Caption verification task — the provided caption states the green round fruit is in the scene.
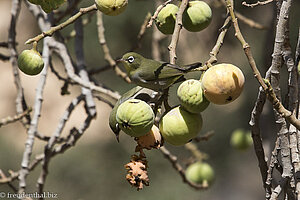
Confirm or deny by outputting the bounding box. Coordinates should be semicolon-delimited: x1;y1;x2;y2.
155;4;179;35
17;49;44;76
201;63;245;105
116;99;154;137
177;79;210;113
182;1;212;32
186;162;214;185
95;0;128;16
159;106;203;146
230;129;253;151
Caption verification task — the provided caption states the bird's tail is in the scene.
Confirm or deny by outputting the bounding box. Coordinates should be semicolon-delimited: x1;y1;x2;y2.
182;62;202;72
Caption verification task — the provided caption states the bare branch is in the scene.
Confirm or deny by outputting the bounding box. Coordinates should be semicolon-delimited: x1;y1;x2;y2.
147;0;173;28
270;178;288;200
205;16;231;68
269;0;293;180
168;0;189;64
36;94;85;196
19;37;51;193
235;12;266;30
219;0;266;29
250;86;269;192
54;0;83;22
192;131;215;142
96;12;130;83
131;12;152;51
25;4;97;44
226;0;300;130
184;143;208;161
0;108;32;128
160;146;208;190
266;138;280;199
242;0;274;8
52;115;94;155
74;6;97;117
9;0;31;127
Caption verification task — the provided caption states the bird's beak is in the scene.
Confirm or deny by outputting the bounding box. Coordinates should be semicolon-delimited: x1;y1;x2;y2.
116;58;124;63
115;132;120;143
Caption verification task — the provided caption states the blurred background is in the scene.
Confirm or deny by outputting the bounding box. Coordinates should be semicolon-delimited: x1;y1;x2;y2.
0;0;300;199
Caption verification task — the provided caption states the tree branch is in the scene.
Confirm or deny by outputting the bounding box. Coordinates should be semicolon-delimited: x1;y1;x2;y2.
160;146;208;189
226;0;300;130
242;0;274;8
168;0;189;64
25;4;97;44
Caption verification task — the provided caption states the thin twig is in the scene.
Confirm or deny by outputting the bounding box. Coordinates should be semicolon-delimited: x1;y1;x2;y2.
193;131;215;142
0;108;32;127
160;146;208;189
96;12;130;83
219;0;266;29
235;12;266;30
168;0;189;64
0;154;44;185
26;2;120;103
49;39;120;101
9;0;31;127
242;0;274;8
64;12;95;43
184;143;208;161
131;12;152;51
147;0;173;28
54;0;83;22
52;115;94;155
205;16;231;68
25;4;97;44
0;170;18;192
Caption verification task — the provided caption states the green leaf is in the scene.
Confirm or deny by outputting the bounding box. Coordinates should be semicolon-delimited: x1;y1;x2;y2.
28;0;66;13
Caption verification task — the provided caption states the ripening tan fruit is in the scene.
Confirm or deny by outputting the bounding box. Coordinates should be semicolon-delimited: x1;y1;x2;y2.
201;63;245;105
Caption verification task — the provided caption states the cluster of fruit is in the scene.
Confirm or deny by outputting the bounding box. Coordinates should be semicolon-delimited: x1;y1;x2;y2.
113;63;244;186
155;1;212;34
114;63;245;146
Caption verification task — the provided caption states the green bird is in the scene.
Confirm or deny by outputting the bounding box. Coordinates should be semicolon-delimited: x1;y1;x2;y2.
118;52;202;91
109;86;160;142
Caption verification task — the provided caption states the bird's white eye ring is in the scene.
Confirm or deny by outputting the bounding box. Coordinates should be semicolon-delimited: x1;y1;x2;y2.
127;56;135;63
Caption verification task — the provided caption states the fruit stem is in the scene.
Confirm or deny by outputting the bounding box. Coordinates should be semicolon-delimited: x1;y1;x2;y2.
32;41;38;52
185;142;208;161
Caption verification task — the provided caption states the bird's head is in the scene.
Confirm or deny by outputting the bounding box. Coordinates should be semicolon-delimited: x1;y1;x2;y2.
118;52;144;73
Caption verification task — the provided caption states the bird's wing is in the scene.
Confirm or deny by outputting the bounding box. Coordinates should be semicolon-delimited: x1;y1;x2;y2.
153;62;202;80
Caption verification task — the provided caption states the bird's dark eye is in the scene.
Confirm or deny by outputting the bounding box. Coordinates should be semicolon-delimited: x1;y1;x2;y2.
127;56;135;63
